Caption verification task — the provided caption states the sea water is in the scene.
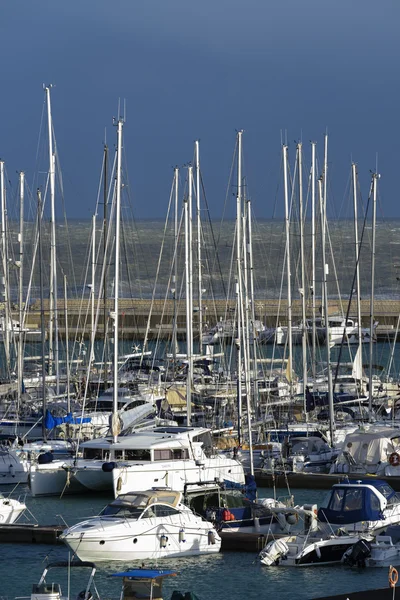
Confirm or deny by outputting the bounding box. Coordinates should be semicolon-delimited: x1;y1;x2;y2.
0;487;391;599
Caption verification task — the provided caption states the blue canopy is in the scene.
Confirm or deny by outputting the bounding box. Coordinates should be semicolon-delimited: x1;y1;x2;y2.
111;569;177;579
317;481;395;525
44;409;91;430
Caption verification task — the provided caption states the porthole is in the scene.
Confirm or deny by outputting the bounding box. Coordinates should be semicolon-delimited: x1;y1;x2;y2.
99;540;105;545
133;538;138;544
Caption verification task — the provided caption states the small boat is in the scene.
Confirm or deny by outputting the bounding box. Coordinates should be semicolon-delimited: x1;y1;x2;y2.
111;567;199;600
259;479;400;567
60;488;221;561
30;560;98;600
0;492;26;523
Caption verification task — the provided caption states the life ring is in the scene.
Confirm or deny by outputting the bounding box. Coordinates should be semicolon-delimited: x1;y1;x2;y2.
389;452;400;467
389;566;398;588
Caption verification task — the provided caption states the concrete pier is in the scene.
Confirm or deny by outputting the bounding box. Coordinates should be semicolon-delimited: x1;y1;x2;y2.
24;298;400;340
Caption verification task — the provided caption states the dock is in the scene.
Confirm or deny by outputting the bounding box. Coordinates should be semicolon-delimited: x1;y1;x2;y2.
22;297;400;340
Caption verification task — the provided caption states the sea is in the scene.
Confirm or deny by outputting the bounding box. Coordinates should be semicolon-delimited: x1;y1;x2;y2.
0;486;393;600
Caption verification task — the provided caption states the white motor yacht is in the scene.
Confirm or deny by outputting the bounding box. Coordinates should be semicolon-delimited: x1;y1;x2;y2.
60;488;221;561
29;426;245;497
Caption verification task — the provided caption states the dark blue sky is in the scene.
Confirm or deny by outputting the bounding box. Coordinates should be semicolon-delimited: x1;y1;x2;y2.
1;1;399;220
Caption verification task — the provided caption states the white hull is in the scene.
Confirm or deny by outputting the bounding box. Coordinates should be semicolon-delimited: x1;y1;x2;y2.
0;497;26;523
113;458;245;497
73;466;113;491
29;462;86;497
62;516;221;561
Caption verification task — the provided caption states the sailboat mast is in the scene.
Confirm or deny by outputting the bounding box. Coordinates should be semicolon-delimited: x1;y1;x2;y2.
236;131;243;445
195;141;203;345
311;142;317;381
351;164;362;380
369;172;378;416
0;162;10;373
283;145;293;385
112;117;124;443
91;213;96;364
103;143;108;371
184;167;193;426
297;143;307;413
17;171;25;414
318;176;335;444
37;189;47;441
172;167;179;365
45;85;59;392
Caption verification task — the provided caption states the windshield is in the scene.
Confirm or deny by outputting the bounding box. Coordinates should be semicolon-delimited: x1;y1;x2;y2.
100;493;149;518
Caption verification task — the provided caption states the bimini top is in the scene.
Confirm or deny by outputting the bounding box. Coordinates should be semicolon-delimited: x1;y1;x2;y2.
318;480;398;525
111;569;177;579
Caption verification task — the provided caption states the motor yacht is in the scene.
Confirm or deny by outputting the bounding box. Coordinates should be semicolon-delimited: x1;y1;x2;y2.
259;480;400;567
60;488;221;561
29;426;245;497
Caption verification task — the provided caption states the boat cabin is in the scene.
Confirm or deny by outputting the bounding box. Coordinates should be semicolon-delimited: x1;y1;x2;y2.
111;568;177;600
101;489;182;519
318;480;400;526
81;427;214;463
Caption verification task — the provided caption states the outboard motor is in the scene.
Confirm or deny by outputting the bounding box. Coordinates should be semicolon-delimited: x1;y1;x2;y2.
342;538;372;567
259;539;289;566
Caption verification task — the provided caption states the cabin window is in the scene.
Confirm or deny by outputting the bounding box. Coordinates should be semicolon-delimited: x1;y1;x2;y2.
172;449;188;460
343;489;363;511
193;431;214;457
330;489;345;511
124;449;150;461
370;493;381;511
83;448;103;460
114;450;124;460
154;449;172;461
153;505;180;517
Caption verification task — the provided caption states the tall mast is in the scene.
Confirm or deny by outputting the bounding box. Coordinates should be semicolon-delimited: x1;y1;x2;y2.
0;161;10;372
283;145;293;385
246;197;256;475
112;117;124;443
195;141;203;346
17;172;25;415
184;167;193;426
297;143;307;415
311;142;317;381
318;176;335;444
321;134;328;321
37;190;47;441
351;163;362;381
45;85;59;392
91;213;96;364
103;143;108;374
172;167;179;364
236;131;243;445
369;172;379;416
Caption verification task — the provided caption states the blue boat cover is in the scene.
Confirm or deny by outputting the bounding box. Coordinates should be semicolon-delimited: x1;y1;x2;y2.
44;409;91;430
111;569;177;579
318;480;396;525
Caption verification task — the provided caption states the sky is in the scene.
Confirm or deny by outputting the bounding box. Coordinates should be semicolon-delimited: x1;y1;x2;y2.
0;1;399;221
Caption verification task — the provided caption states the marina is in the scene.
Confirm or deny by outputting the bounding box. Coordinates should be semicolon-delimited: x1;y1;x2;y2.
1;1;400;597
